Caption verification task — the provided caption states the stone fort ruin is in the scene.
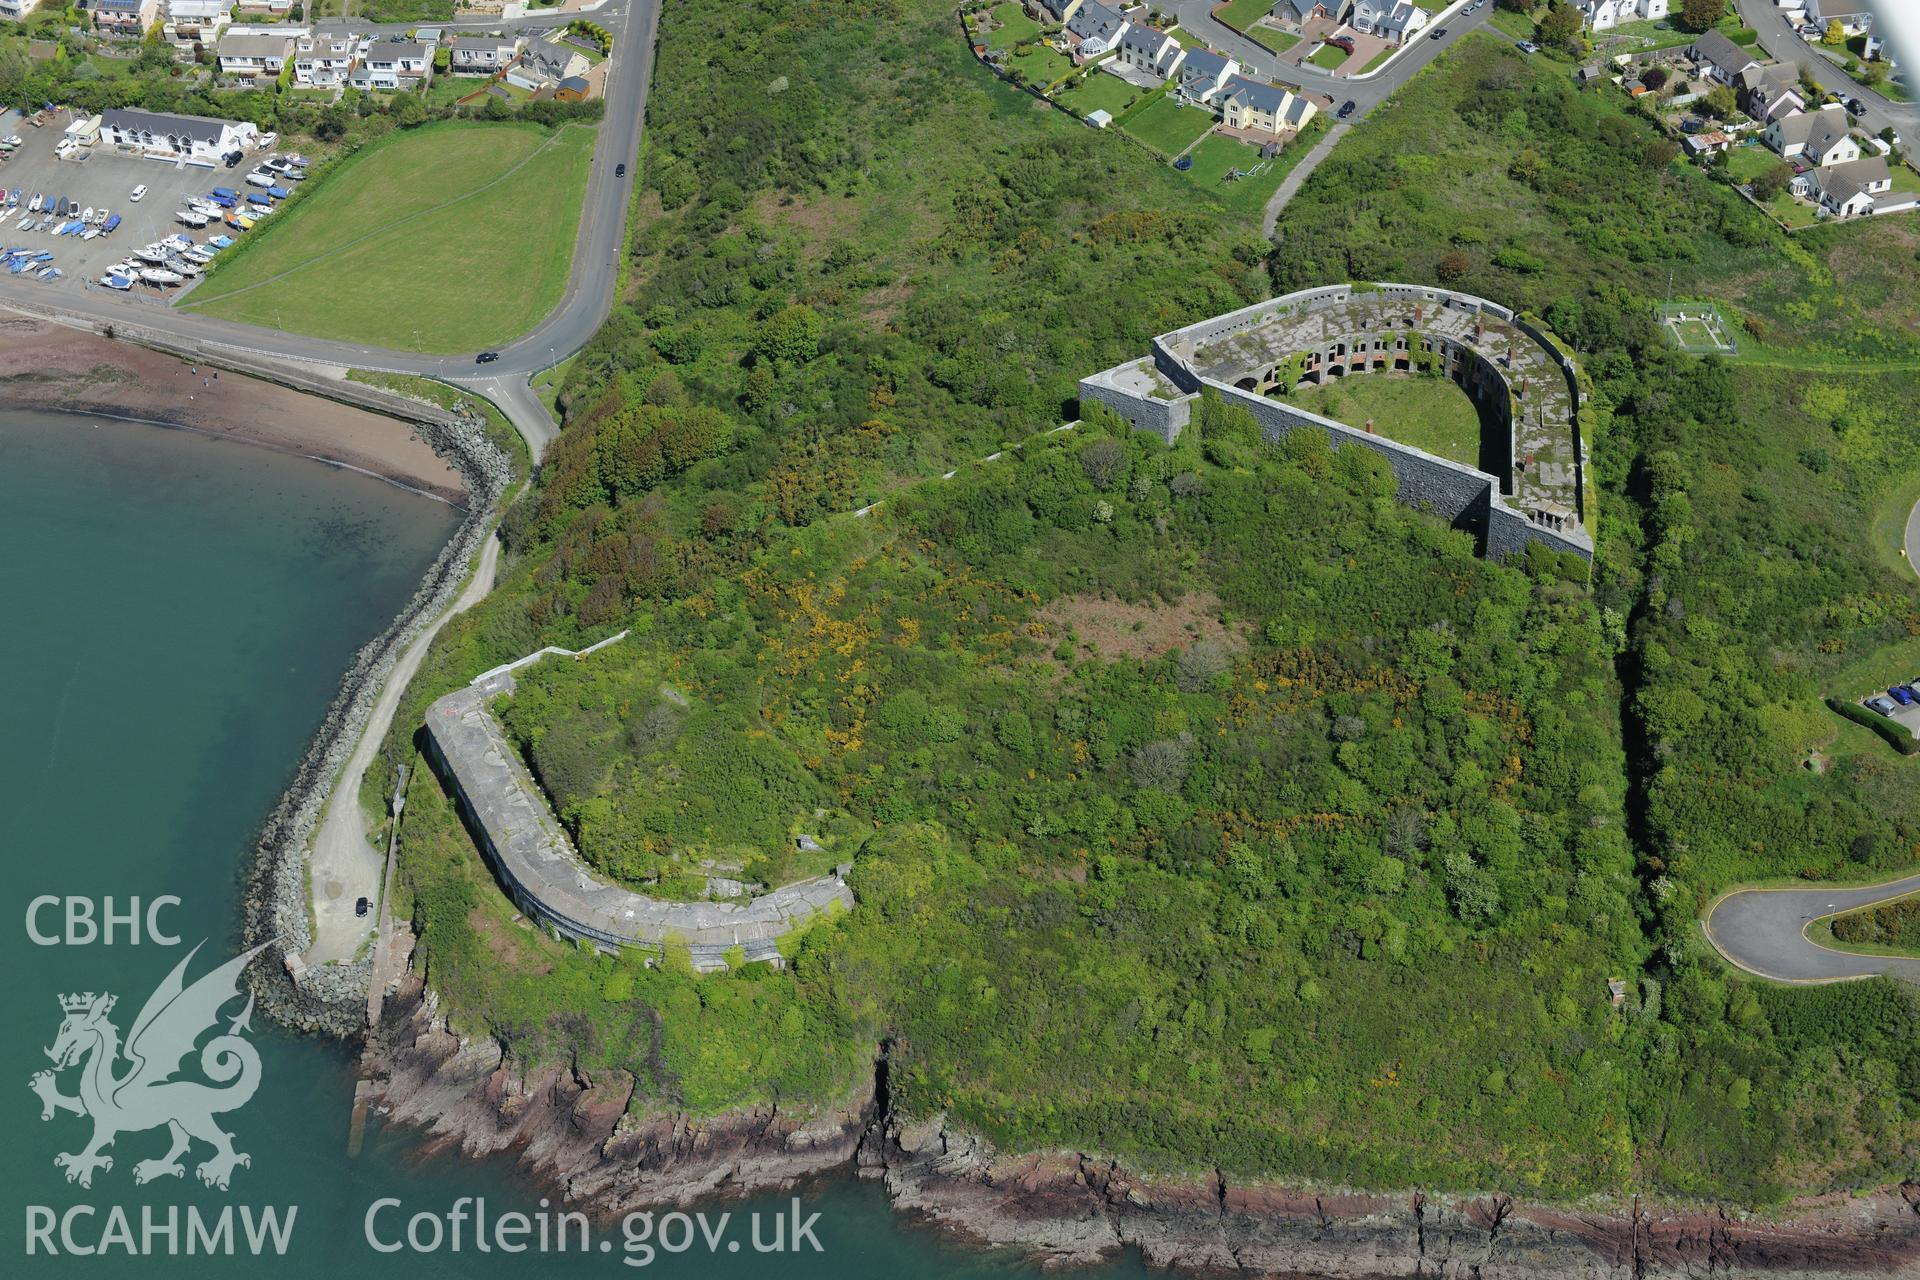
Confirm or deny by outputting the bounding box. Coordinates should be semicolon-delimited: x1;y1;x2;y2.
1080;283;1593;565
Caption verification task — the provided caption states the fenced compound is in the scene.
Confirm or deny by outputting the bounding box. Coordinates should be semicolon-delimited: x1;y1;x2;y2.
1658;300;1740;356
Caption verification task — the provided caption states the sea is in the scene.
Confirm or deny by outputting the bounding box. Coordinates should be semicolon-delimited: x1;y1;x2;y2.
0;408;1141;1278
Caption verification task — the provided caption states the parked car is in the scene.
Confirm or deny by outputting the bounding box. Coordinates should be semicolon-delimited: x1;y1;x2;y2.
1890;686;1914;706
615;162;626;177
1430;27;1447;39
1897;685;1920;702
128;184;147;202
355;897;370;918
1328;34;1355;53
1516;40;1539;54
1337;99;1357;118
223;150;243;168
1869;695;1899;716
475;351;499;364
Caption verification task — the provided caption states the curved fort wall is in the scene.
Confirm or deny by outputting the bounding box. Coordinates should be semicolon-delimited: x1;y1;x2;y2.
1083;283;1593;565
423;643;854;972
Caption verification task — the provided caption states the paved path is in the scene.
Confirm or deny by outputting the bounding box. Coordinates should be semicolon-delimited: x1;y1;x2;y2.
306;532;503;964
1904;496;1920;580
1263;120;1347;235
1732;0;1916;145
1703;874;1920;984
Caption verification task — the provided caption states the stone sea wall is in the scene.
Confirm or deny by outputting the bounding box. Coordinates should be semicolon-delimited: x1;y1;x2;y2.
242;402;512;1037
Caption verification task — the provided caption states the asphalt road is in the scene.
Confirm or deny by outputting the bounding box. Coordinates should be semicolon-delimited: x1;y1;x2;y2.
1704;874;1920;983
0;0;661;460
1732;0;1916;142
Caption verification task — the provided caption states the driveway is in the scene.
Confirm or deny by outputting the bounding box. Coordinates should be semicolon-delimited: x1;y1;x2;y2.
1163;0;1488;104
1703;874;1920;984
1731;0;1916;142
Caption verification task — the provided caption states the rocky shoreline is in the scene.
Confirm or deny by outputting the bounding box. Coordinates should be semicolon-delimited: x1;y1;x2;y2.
361;970;1920;1278
239;396;513;1036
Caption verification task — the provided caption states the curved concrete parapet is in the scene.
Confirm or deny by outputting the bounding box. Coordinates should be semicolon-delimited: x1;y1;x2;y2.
422;645;854;972
1703;874;1920;985
1081;282;1592;565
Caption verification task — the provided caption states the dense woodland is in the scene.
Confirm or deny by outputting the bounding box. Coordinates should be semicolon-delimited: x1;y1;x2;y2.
382;0;1920;1207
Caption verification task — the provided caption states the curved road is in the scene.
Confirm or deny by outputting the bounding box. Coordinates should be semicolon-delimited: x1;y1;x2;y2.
1704;874;1920;983
1904;495;1920;578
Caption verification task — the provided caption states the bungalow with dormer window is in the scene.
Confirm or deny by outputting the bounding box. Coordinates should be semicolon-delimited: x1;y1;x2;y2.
1791;155;1891;218
1352;0;1427;43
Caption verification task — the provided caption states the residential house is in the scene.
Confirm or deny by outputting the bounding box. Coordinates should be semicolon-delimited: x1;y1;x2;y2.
232;0;294;16
1791;154;1891;217
292;32;365;88
99;106;255;159
1022;0;1080;24
1274;0;1350;23
1218;75;1314;136
450;34;522;75
1576;0;1668;30
349;39;433;90
1681;129;1732;156
164;0;231;45
1116;24;1183;80
90;0;159;36
1174;46;1237;103
1351;0;1427;43
508;30;591;93
1065;0;1128;62
0;0;43;19
1689;29;1759;86
1805;0;1873;37
217;28;298;79
1764;103;1857;163
1737;60;1804;123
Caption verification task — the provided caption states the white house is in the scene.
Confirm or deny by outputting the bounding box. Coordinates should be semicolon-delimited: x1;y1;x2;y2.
1576;0;1668;30
1174;46;1238;103
1791;154;1891;217
1352;0;1428;42
216;28;299;79
292;32;366;88
349;39;433;90
1115;25;1183;80
1273;0;1350;23
450;34;522;75
507;31;590;92
99;106;255;159
1737;60;1804;123
1065;0;1128;62
1764;104;1857;164
0;0;44;20
1690;29;1759;86
164;0;232;46
1805;0;1873;37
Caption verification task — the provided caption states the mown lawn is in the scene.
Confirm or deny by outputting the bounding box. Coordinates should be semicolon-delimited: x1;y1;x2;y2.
1308;42;1349;70
1181;117;1325;216
1121;95;1215;157
1057;69;1148;119
985;0;1042;48
183;122;593;352
1287;371;1487;468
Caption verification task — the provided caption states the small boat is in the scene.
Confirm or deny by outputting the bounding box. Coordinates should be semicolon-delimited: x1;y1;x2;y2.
102;273;132;291
38;266;60;279
162;234;191;250
208;235;231;248
139;268;182;285
165;258;202;277
32;250;53;261
135;247;168;264
177;211;207;228
81;227;98;240
103;214;120;234
81;207;93;223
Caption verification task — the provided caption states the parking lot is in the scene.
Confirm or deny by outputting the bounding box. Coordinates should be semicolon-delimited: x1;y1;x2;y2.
1859;685;1920;740
0;107;258;296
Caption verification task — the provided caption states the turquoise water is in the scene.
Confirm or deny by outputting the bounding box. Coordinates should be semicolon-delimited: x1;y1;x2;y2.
0;409;1135;1278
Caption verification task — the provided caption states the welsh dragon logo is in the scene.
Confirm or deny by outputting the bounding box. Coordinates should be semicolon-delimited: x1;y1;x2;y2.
30;942;267;1191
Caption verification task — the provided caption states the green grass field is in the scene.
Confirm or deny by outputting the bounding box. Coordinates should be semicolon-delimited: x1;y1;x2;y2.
1214;0;1299;52
183;122;594;353
985;1;1041;48
1057;70;1146;119
1179;117;1324;216
1308;42;1350;70
1121;95;1215;157
1288;372;1486;468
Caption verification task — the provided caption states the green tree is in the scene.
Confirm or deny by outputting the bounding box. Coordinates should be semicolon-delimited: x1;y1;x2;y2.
754;304;824;370
1702;84;1737;120
1822;18;1844;47
1679;0;1724;33
1538;2;1583;53
1748;162;1791;201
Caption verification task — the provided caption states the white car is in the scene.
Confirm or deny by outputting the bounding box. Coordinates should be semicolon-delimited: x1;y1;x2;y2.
129;184;148;202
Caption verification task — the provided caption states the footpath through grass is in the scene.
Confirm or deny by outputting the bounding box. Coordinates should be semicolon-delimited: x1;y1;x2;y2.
183;121;594;353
